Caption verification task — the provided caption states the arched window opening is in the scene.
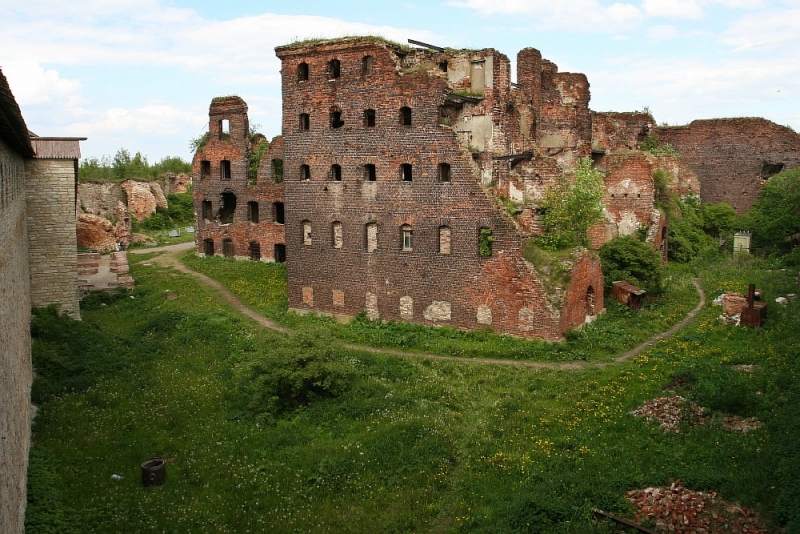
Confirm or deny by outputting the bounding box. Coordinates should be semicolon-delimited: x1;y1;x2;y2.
297;62;309;81
362;55;374;76
328;59;341;79
401;224;413;251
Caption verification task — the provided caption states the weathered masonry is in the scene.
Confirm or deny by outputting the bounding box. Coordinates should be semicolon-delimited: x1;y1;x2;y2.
654;118;800;214
275;37;604;340
0;68;83;534
193;96;286;263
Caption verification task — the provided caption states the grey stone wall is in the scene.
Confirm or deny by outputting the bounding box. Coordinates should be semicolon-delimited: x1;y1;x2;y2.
0;138;33;534
25;158;81;318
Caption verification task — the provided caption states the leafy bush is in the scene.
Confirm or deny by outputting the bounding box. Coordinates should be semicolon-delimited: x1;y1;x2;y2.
538;157;604;250
668;197;717;262
167;190;194;223
599;235;663;294
140;208;172;231
745;168;800;253
235;328;360;422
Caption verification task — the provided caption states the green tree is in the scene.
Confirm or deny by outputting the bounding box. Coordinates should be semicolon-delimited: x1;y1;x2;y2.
701;202;736;238
539;157;605;250
746;168;800;252
599;235;663;294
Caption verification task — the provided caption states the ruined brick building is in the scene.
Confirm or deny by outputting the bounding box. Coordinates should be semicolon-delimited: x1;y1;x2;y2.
194;36;799;340
0;68;83;534
193;96;286;262
272;38;605;339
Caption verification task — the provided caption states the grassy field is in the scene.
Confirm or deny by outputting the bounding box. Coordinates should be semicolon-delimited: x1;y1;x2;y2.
26;252;800;532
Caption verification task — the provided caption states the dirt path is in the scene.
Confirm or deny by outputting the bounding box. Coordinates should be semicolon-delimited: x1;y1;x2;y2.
132;245;706;370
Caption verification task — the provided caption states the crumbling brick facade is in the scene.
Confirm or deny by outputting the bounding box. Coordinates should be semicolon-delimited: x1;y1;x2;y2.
655;118;800;214
193;96;286;262
275;38;604;340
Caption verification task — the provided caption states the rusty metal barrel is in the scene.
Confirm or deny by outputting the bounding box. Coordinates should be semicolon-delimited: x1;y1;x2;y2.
141;458;166;487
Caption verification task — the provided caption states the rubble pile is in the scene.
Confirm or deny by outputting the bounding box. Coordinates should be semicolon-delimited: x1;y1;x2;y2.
625;481;768;533
722;416;764;434
631;396;707;433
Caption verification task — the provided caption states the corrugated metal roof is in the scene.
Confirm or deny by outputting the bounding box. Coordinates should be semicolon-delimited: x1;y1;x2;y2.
30;137;87;159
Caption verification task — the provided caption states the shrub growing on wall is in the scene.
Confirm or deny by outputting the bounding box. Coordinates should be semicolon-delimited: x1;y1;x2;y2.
538;157;604;250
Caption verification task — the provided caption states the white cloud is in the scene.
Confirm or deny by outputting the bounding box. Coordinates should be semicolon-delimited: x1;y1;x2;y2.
446;0;644;31
647;24;680;40
0;61;82;106
69;105;207;136
642;0;704;18
718;8;800;51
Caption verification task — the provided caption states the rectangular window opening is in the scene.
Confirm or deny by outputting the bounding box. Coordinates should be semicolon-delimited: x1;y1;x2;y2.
401;163;413;182
247;201;259;223
220;160;231;180
364;164;376;182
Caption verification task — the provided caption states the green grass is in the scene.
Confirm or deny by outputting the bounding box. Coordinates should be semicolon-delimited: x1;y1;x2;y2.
181;251;700;363
26;252;800;532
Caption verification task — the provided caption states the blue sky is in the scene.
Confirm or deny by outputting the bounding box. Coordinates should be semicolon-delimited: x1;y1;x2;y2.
2;0;799;163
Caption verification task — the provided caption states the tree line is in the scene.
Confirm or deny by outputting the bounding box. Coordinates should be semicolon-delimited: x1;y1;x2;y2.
79;148;191;182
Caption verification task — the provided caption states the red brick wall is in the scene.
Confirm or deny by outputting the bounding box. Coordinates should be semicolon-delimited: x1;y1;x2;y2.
193;96;285;261
275;37;602;340
655;118;800;213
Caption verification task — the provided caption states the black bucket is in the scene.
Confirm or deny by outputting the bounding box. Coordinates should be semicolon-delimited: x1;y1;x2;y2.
141;458;166;487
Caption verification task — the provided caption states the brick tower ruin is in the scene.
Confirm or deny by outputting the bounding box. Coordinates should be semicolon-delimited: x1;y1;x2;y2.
193;96;286;262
